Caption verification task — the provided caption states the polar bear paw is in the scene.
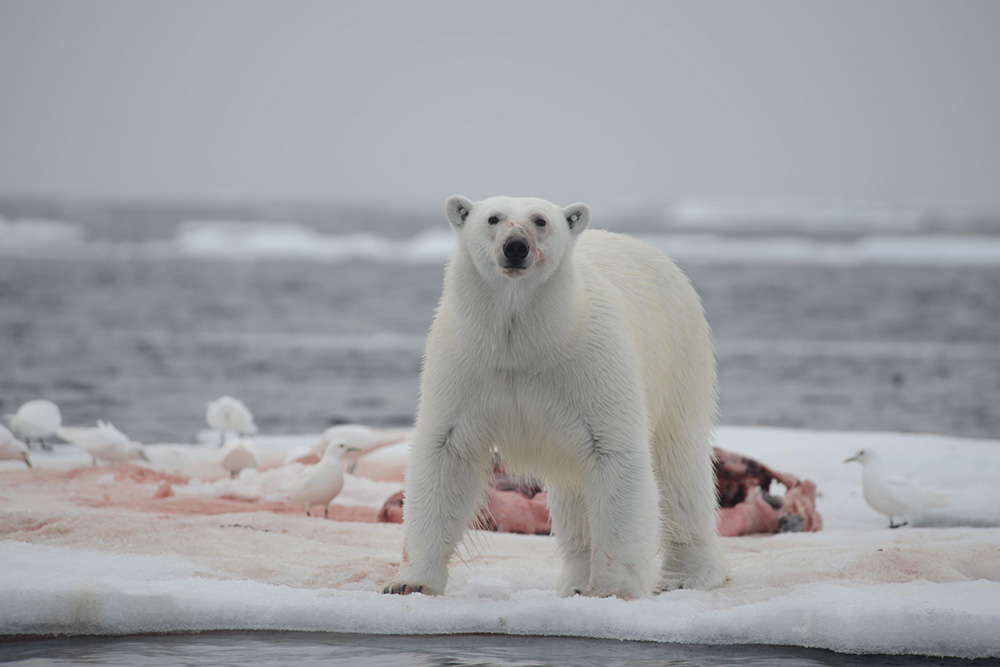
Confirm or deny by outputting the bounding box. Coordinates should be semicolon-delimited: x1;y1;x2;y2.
381;581;439;596
658;564;728;592
555;553;592;598
658;542;729;592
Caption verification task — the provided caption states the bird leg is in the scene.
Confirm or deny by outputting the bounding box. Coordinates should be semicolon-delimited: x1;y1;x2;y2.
324;505;329;519
889;519;908;529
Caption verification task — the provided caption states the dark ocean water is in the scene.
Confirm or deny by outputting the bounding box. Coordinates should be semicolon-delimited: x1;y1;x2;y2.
2;199;999;665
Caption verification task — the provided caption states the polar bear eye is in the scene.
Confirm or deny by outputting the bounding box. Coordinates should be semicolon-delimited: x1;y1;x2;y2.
488;215;500;225
533;217;547;228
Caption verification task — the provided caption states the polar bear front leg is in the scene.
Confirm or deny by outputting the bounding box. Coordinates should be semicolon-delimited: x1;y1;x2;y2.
546;482;592;597
582;448;661;599
381;427;489;596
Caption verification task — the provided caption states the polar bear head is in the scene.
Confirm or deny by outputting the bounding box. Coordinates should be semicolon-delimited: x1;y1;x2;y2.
445;195;591;284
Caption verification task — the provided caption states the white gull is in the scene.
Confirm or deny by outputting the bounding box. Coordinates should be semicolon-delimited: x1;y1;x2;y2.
289;440;359;517
220;438;260;479
58;420;149;465
845;448;950;528
5;399;62;449
205;395;257;445
0;424;32;468
289;423;410;470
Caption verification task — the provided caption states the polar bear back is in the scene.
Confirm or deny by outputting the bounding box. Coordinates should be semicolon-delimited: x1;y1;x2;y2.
575;229;717;435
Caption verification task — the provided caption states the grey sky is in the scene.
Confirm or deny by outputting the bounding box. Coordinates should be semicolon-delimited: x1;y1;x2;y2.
1;1;998;206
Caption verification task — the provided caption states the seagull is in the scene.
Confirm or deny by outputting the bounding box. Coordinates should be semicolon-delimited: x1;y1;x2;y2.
845;449;949;528
309;424;411;473
280;424;405;469
205;395;257;445
58;420;149;466
220;437;259;479
0;424;32;468
289;439;359;517
6;399;62;450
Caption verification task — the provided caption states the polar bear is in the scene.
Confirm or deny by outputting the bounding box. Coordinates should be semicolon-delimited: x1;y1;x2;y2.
382;195;727;599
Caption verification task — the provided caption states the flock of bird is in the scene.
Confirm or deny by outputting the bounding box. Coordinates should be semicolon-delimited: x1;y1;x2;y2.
1;396;378;518
1;396;256;467
2;397;953;527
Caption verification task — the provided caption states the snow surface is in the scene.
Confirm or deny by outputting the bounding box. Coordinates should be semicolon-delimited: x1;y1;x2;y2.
3;216;1000;266
2;426;999;658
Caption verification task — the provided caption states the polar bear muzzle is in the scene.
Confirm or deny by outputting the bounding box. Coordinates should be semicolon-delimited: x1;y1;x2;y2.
501;235;531;268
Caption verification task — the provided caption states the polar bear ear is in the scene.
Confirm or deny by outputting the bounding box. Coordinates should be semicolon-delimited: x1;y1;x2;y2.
445;195;475;229
563;203;591;235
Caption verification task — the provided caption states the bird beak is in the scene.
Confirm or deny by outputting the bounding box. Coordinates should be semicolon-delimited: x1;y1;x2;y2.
347;446;361;453
24;457;32;469
844;455;857;463
140;450;151;462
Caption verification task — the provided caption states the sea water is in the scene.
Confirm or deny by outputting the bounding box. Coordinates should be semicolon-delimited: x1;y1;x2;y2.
0;632;989;666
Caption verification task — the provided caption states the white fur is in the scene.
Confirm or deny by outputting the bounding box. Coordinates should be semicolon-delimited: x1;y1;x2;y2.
383;195;727;599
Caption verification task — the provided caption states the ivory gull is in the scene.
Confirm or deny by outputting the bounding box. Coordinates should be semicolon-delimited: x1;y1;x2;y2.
220;437;259;479
205;395;257;445
0;424;32;468
308;424;411;472
5;399;62;449
314;424;411;454
845;449;949;528
289;439;359;517
58;420;149;465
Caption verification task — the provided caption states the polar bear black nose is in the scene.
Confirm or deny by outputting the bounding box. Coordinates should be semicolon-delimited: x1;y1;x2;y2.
503;236;530;263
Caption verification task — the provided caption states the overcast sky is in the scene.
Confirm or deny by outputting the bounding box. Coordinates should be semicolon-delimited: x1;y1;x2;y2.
1;1;998;206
